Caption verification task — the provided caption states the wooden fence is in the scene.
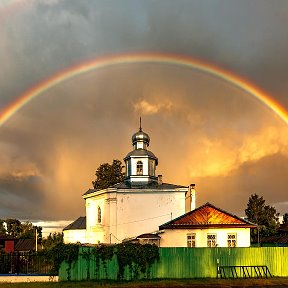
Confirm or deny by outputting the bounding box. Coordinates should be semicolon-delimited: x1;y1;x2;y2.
59;247;288;281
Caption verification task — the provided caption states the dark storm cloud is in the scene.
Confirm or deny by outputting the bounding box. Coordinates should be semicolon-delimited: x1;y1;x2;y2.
0;173;45;219
1;0;288;107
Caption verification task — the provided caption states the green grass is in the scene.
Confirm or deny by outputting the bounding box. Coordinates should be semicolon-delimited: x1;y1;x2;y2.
0;278;288;288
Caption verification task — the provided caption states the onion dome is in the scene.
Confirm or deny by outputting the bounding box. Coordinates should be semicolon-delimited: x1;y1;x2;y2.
132;128;150;147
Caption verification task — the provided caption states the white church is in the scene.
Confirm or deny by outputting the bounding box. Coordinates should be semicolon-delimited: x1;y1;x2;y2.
63;125;255;247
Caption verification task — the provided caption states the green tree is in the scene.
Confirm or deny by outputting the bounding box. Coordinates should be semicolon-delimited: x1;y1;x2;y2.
3;219;42;242
283;213;288;224
19;221;34;238
245;194;280;242
92;159;125;190
42;232;63;251
5;218;22;238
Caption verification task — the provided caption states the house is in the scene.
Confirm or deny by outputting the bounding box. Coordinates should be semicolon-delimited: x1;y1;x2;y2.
14;238;42;252
0;235;42;253
0;234;15;253
64;125;195;244
158;202;256;247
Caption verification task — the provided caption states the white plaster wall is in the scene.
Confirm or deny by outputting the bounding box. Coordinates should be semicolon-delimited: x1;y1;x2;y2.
114;189;187;242
63;229;86;244
83;187;188;244
160;228;251;247
85;195;106;244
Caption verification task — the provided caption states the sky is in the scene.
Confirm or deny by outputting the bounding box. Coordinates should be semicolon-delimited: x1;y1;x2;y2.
0;0;288;230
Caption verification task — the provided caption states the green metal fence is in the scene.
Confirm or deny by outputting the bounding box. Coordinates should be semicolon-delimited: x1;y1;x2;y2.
59;247;288;281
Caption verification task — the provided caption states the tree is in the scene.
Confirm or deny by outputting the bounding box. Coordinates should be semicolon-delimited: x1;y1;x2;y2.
245;194;280;243
42;232;63;251
5;218;22;238
283;213;288;224
1;219;42;242
92;159;125;190
19;221;34;238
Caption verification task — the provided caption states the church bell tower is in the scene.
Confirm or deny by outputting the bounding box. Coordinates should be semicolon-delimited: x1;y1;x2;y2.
124;119;158;184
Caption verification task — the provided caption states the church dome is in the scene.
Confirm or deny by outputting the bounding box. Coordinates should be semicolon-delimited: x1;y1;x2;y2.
132;129;150;147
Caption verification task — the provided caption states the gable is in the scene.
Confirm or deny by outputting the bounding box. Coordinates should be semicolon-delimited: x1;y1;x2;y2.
160;202;256;229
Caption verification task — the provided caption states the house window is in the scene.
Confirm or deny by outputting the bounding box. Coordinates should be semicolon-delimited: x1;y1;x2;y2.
187;233;196;247
207;234;217;247
227;233;237;247
98;206;102;223
136;161;143;175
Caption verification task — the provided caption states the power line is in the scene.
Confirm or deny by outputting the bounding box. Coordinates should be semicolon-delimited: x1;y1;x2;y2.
104;213;171;227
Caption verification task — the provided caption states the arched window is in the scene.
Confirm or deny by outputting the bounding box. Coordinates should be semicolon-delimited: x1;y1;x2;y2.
98;206;102;223
136;161;143;175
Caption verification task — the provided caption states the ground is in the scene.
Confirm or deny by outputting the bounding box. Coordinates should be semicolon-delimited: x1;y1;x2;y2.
1;278;288;288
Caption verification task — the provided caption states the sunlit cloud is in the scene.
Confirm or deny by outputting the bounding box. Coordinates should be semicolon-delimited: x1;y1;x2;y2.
186;125;288;178
134;99;173;115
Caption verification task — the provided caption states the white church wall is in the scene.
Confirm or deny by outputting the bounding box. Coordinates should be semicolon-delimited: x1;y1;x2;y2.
160;228;251;247
114;189;187;241
63;229;87;244
84;188;188;244
85;194;106;244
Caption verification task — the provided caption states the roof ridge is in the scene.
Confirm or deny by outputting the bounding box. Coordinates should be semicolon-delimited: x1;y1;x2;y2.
159;202;257;229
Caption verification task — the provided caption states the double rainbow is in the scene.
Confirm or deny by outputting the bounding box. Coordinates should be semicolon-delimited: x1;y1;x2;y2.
0;53;287;127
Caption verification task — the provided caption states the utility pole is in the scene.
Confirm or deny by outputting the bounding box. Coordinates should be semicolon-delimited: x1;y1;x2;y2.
35;227;38;252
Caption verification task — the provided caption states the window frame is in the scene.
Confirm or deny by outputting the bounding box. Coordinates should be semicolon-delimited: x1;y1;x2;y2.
97;206;102;223
187;233;196;247
136;161;143;175
207;233;217;247
227;233;237;248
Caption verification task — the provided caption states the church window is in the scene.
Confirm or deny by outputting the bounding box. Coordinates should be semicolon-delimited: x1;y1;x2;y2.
187;233;196;247
98;206;102;223
136;161;143;175
207;234;217;247
227;233;237;247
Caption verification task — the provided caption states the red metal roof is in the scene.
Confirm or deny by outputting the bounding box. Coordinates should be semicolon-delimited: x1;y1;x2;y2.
160;202;256;229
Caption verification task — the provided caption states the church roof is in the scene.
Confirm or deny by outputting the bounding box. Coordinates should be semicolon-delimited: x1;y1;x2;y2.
124;149;158;161
159;202;256;230
83;181;188;196
112;181;187;189
63;216;86;231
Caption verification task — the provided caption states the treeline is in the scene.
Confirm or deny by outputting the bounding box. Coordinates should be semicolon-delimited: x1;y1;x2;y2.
0;218;42;243
245;194;288;243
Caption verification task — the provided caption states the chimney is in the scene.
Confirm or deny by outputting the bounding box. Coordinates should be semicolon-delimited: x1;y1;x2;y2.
190;184;196;211
158;175;163;185
185;184;196;212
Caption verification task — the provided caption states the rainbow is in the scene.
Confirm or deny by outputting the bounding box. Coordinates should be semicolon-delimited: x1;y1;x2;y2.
0;53;287;127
